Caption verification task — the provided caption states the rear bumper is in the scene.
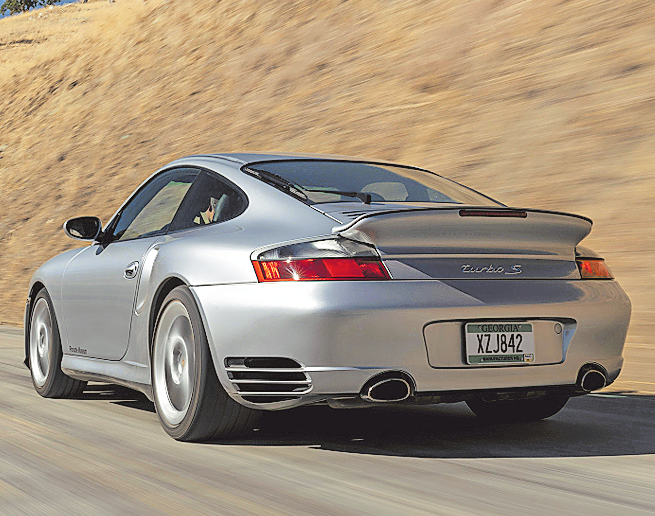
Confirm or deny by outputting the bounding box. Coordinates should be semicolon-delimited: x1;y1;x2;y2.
191;279;631;410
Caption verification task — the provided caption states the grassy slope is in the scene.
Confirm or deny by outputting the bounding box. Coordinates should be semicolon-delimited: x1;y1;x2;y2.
1;0;653;388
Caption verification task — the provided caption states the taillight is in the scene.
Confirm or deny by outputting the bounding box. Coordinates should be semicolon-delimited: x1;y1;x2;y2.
253;257;389;281
576;258;613;279
252;238;390;282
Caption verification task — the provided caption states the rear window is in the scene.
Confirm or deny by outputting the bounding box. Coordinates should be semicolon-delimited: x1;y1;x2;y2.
244;160;500;206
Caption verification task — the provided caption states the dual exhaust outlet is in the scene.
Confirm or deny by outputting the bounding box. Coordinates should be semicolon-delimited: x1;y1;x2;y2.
358;364;607;404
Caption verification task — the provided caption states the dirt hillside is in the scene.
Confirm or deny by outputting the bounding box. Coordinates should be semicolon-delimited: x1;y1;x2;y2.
1;0;653;389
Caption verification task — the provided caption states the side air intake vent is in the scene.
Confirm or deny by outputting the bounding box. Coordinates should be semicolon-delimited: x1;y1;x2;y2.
225;357;312;403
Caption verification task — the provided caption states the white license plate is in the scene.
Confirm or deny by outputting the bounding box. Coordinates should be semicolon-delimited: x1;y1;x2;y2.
465;322;535;364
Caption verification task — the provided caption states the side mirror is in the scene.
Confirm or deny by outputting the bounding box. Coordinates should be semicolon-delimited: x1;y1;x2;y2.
63;216;103;241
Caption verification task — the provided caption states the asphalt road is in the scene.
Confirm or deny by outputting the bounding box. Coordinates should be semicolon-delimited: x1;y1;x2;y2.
1;326;654;516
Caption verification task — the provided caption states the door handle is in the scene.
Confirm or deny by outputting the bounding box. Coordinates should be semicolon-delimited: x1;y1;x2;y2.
124;261;140;279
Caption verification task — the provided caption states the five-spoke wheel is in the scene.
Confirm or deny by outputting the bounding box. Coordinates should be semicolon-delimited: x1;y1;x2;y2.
153;300;196;426
151;286;260;441
29;289;87;398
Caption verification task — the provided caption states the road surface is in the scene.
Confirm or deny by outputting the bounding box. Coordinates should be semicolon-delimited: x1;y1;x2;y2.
1;326;653;515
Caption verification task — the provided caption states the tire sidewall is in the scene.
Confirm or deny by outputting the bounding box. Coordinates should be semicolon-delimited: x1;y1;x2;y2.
29;289;64;396
151;286;213;440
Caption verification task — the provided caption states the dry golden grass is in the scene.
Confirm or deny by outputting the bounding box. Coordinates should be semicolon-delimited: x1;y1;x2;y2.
1;0;653;389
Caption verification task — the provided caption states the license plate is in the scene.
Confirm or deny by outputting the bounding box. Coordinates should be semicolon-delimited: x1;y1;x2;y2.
465;322;535;364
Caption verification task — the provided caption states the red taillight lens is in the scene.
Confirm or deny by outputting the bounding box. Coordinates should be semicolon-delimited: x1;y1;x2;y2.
576;259;613;279
253;257;390;282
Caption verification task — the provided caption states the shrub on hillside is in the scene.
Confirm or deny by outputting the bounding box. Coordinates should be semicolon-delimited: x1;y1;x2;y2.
1;0;56;15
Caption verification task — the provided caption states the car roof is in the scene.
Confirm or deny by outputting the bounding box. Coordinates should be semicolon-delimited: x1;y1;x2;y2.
192;152;429;170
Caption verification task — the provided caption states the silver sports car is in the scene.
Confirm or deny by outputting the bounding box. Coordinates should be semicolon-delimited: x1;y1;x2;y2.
25;153;631;441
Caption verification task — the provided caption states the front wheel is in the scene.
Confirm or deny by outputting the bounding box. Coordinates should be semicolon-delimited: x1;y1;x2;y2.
466;395;569;423
29;289;87;398
151;286;260;441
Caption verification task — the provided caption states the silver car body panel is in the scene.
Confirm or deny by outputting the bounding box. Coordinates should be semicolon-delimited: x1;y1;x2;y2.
191;278;629;409
25;153;632;408
60;235;164;360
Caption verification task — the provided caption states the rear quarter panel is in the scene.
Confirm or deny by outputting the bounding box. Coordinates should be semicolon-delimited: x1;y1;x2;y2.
123;158;337;371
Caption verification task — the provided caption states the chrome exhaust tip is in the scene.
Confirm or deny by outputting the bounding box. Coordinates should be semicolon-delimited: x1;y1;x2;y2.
361;376;412;403
580;369;607;392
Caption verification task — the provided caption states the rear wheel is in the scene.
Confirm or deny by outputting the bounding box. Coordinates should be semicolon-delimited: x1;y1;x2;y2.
466;395;569;423
151;286;260;441
29;289;87;398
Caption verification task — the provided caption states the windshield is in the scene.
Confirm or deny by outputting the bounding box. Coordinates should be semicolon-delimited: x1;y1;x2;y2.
244;160;501;206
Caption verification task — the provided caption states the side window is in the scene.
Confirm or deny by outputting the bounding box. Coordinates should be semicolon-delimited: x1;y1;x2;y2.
109;168;199;242
169;171;248;232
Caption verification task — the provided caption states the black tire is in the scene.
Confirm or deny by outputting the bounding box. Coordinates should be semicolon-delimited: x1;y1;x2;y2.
466;395;569;423
151;285;260;442
28;289;87;398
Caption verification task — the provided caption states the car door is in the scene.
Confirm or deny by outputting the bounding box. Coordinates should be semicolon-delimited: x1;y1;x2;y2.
61;168;199;360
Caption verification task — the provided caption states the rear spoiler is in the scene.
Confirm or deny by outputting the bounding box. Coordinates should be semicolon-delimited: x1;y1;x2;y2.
332;206;592;234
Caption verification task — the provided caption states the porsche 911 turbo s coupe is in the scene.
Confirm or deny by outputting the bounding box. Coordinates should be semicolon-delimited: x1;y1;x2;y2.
24;153;631;441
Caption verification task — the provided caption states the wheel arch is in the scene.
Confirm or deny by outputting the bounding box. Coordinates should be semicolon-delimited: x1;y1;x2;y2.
24;281;46;368
148;276;188;357
147;276;230;399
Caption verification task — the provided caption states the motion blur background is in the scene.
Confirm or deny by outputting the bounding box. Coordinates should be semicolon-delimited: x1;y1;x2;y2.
0;0;653;391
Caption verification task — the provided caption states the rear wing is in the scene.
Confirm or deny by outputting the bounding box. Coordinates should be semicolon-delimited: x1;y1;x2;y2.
333;206;593;259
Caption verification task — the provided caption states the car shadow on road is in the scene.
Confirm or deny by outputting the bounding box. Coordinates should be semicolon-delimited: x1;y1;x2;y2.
219;392;655;459
83;383;655;459
79;384;156;413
